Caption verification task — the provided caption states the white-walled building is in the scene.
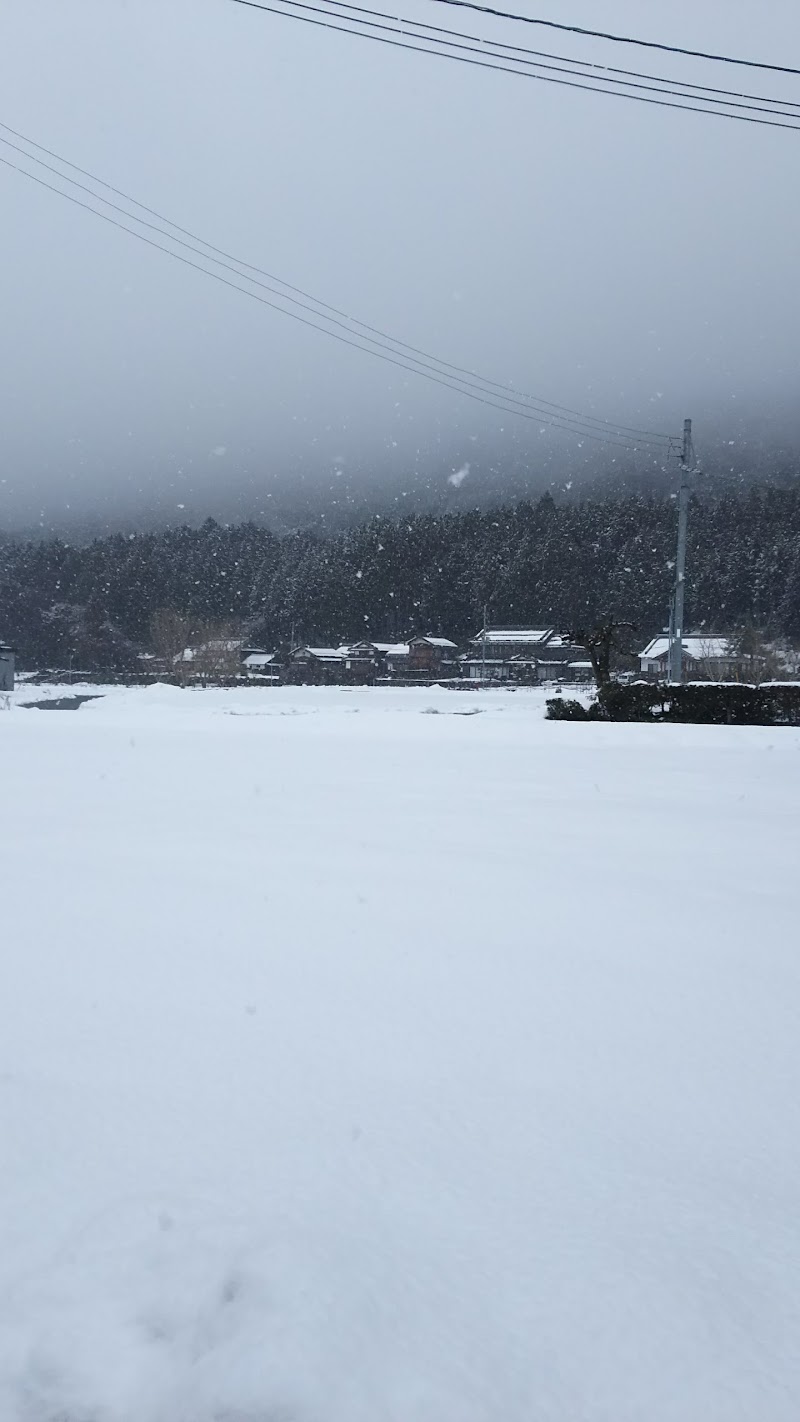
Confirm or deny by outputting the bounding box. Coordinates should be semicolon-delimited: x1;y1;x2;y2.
639;635;737;679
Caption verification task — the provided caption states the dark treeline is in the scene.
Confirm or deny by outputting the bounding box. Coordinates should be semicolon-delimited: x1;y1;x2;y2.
2;486;799;669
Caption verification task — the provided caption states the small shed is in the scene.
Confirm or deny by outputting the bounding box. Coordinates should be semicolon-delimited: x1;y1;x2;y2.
567;659;595;683
464;658;510;682
243;651;277;671
0;643;14;693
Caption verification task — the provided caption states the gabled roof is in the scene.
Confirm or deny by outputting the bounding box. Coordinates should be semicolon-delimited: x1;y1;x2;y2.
471;628;554;646
641;635;734;661
293;646;346;660
243;652;276;667
347;640;407;655
411;635;458;649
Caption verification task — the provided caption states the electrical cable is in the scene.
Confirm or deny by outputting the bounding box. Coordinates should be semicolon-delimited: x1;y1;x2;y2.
228;0;800;130
0;125;673;445
309;0;800;113
0;152;672;450
414;0;800;78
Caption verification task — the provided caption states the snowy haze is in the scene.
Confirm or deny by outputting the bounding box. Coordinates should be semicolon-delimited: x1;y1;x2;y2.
2;684;799;1419
1;0;799;530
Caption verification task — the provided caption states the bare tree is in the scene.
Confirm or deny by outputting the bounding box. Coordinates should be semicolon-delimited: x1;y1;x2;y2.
150;609;192;682
568;617;636;691
190;622;244;683
731;626;783;686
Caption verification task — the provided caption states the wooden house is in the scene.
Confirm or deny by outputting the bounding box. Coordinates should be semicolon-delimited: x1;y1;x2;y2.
407;636;459;674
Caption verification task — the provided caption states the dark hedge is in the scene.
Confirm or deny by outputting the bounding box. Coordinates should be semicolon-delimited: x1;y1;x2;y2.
547;683;800;725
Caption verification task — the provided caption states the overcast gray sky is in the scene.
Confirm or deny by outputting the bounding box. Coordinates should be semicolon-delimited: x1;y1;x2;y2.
1;0;799;529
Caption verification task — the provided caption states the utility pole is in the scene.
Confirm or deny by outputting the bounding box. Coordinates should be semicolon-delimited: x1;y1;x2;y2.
482;602;487;680
667;418;695;684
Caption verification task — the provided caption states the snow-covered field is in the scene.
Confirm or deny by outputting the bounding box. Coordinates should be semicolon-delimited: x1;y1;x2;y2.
1;683;799;1421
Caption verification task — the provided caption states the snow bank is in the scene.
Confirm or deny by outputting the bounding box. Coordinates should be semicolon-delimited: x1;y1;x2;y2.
1;691;798;1419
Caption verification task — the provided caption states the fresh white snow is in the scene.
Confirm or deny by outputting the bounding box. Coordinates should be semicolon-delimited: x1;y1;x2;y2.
1;683;799;1421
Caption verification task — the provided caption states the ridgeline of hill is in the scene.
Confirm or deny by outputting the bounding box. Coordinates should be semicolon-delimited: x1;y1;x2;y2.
2;487;799;670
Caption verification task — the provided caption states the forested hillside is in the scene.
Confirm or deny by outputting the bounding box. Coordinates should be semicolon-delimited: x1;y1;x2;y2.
2;487;799;669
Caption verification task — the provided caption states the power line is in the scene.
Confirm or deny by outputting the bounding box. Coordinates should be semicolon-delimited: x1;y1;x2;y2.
0;151;671;450
276;0;800;117
314;0;800;113
228;0;800;131
0;121;668;439
415;0;800;78
0;137;664;446
0;125;673;447
280;0;800;120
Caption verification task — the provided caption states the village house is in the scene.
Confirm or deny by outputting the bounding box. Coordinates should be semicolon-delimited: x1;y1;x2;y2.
469;627;554;661
466;628;589;683
242;650;280;680
288;646;344;682
346;641;410;676
287;645;375;684
513;634;591;683
407;636;459;675
639;635;738;680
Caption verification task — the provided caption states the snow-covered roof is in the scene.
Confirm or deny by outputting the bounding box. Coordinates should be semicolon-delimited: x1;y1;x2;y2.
413;636;458;649
243;652;275;667
471;628;553;646
641;636;733;661
204;639;244;652
295;647;346;660
175;638;243;663
341;641;408;657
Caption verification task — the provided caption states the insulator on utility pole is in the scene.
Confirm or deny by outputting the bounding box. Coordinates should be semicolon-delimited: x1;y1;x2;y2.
668;418;694;684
